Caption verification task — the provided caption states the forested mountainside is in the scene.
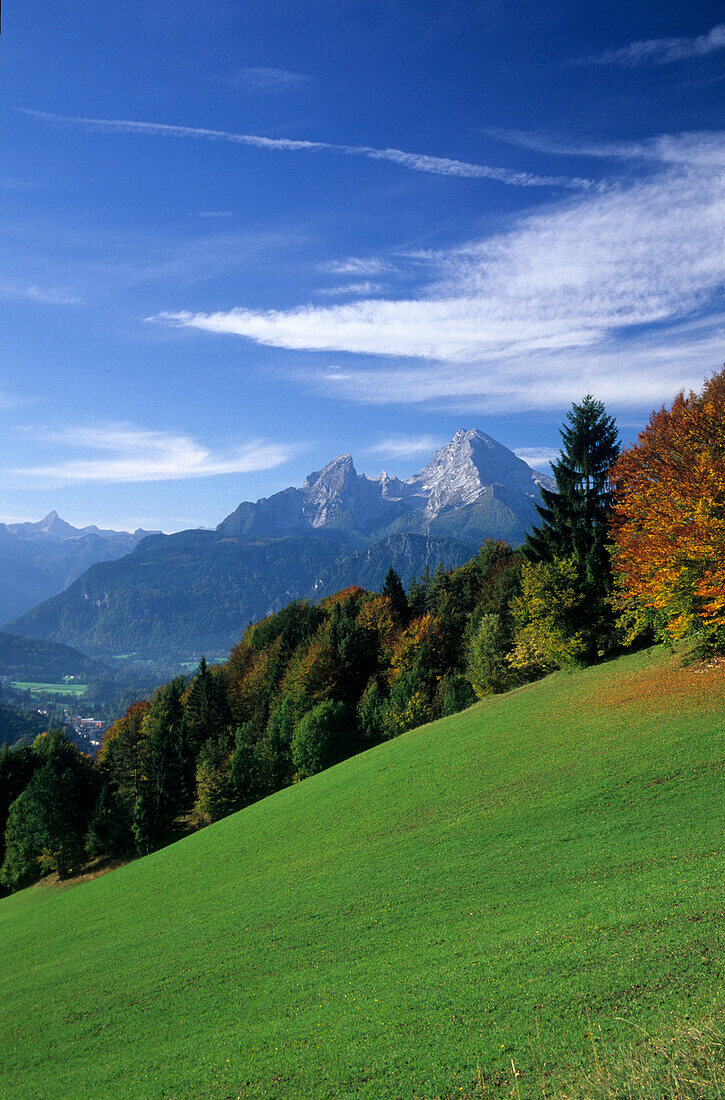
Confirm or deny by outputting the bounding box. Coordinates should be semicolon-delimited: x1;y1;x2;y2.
0;632;108;683
6;531;474;660
0;702;47;749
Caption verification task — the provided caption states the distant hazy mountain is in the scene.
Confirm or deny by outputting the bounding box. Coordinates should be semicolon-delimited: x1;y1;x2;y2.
0;512;159;623
7;431;551;660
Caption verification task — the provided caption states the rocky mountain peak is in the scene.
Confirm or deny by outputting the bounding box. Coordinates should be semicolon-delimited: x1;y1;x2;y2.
407;428;551;518
303;454;357;495
218;428;552;539
40;511;75;535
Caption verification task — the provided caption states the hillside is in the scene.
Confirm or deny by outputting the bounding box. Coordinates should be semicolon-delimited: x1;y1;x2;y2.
0;631;108;683
7;431;550;661
2;647;725;1098
0;701;47;748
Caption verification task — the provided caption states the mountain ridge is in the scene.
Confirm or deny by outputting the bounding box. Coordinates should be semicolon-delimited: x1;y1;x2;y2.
218;428;553;542
3;511;157;543
6;429;551;660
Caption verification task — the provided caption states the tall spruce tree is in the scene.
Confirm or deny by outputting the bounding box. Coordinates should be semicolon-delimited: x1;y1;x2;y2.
381;567;408;623
524;395;620;655
526;395;619;571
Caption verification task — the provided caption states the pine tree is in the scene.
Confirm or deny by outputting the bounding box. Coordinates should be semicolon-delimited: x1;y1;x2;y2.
140;678;186;840
381;566;408;623
525;396;619;575
524;395;620;657
131;788;154;855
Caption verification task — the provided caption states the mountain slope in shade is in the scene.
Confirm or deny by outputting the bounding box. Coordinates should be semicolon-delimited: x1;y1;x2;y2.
0;514;159;624
6;532;473;659
0;631;108;683
7;430;550;660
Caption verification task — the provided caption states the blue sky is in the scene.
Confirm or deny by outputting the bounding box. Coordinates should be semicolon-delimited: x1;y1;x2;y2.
1;0;723;531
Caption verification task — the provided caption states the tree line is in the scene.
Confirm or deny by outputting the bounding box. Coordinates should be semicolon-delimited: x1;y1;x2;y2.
2;370;723;891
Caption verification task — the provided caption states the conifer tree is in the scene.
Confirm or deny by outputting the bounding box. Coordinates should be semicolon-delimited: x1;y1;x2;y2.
131;788;154;855
525;395;619;576
140;678;186;840
524;395;620;657
381;566;408;623
407;568;430;618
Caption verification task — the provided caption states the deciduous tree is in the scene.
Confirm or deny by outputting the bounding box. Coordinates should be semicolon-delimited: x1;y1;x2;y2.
611;369;725;649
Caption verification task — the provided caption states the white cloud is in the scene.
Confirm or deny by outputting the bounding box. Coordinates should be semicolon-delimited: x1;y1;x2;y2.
195;210;233;218
155;132;725;413
9;424;295;485
365;435;443;459
318;281;384;297
22;109;593;190
306;319;724;413
217;67;312;92
322;258;390;276
573;23;725;66
0;283;82;305
490;128;725;168
514;447;560;469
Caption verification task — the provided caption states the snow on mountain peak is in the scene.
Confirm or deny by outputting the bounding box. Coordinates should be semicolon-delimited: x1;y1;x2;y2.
400;428;539;517
220;429;551;537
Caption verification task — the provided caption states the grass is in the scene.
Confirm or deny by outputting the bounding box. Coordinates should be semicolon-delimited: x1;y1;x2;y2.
10;680;87;697
2;646;725;1098
552;1019;725;1098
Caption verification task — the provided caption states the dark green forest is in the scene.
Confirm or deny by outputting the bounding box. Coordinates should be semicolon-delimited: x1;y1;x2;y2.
0;703;47;749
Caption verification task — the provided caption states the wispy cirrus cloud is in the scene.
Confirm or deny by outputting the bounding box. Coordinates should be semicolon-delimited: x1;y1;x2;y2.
318;281;384;297
489;127;725;168
514;446;560;469
0;279;82;306
0;390;28;411
154;130;725;413
1;178;34;191
217;66;312;92
573;23;725;67
21;109;594;190
9;424;295;485
321;257;390;276
365;435;443;459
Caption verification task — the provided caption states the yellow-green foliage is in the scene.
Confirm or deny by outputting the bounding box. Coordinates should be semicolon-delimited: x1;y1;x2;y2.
466;612;510;697
509;557;587;674
194;746;234;825
554;1019;725;1099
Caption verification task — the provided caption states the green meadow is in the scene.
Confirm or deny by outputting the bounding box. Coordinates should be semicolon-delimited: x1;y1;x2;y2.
2;646;725;1098
9;681;87;697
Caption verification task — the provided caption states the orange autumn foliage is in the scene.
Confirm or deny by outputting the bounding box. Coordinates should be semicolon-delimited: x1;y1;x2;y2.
318;585;367;610
611;368;725;643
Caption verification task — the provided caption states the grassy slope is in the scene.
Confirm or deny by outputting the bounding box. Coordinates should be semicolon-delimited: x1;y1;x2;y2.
2;647;725;1099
